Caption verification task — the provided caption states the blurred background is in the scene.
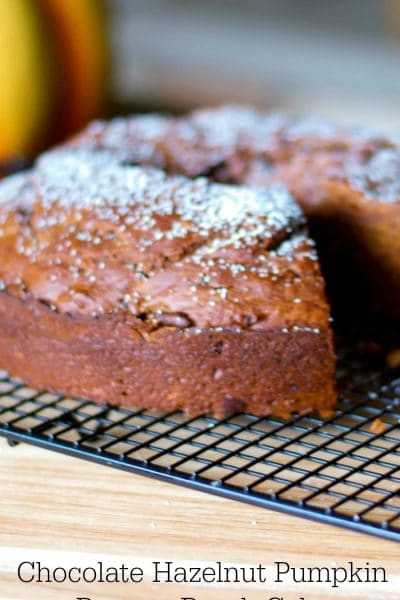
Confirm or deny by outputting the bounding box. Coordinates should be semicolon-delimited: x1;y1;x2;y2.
1;0;400;165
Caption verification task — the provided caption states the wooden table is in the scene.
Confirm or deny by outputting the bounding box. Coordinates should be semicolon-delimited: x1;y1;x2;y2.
0;438;398;600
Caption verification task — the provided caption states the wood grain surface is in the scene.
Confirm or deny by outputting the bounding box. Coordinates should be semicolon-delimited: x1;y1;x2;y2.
0;438;398;600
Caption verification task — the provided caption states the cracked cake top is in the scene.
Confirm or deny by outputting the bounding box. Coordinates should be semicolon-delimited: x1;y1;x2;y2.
70;105;398;185
0;148;329;332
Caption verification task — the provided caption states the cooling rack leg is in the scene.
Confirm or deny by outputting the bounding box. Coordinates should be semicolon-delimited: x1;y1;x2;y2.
7;437;20;447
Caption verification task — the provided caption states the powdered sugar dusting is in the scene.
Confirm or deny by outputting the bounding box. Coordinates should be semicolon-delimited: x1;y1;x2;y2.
35;148;303;242
0;172;34;208
346;148;400;202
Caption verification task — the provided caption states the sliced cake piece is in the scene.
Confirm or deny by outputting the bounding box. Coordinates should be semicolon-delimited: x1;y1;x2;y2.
0;148;335;417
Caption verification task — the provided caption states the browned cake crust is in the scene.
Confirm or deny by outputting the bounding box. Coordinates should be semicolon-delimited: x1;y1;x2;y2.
0;149;335;417
71;106;400;328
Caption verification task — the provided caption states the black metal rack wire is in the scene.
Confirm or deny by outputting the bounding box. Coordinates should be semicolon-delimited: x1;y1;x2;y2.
1;364;400;542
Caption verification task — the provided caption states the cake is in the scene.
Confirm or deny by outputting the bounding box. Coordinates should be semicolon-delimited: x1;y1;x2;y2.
71;106;400;330
0;147;335;417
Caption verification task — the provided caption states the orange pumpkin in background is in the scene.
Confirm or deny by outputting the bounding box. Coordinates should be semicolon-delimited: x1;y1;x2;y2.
0;0;107;164
40;0;108;142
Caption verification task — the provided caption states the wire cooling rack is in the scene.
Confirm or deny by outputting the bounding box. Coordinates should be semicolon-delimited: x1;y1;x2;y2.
0;362;400;542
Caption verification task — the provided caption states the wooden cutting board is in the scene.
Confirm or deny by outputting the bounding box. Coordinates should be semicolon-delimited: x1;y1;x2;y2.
0;439;398;600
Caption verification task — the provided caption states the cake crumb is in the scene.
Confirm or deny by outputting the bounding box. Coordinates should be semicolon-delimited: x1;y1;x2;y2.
370;418;387;435
386;348;400;368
